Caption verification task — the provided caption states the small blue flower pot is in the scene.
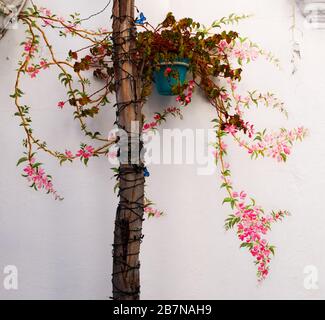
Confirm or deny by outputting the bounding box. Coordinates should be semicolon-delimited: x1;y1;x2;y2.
154;58;189;96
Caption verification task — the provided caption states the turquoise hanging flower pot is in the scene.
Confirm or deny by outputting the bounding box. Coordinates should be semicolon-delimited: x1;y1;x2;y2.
154;58;189;96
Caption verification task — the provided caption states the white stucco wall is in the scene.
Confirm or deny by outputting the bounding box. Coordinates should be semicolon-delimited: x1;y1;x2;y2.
0;0;324;300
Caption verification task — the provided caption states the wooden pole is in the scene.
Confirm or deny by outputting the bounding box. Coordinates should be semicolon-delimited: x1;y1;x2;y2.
111;0;144;300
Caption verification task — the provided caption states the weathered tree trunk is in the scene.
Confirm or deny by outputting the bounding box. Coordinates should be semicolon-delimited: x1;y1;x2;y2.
111;0;144;300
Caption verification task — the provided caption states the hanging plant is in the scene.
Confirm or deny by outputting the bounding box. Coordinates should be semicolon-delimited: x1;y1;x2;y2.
8;1;307;299
154;58;189;95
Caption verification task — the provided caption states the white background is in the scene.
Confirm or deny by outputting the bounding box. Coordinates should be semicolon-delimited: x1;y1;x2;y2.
0;0;324;299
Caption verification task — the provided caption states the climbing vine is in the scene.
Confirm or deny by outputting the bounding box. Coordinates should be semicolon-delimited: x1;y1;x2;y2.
11;3;307;282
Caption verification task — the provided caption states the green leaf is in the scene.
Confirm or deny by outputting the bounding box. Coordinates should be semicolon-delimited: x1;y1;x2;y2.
32;162;42;169
269;246;276;256
16;157;28;167
240;242;253;250
223;197;233;204
280;153;287;162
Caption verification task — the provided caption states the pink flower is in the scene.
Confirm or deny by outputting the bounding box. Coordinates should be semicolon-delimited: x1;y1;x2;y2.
249;48;259;61
185;96;191;104
24;41;37;54
283;145;291;155
226;78;237;91
76;145;95;159
188;80;195;89
85;145;95;154
166;106;176;113
40;60;49;70
240;191;247;200
58;101;65;109
212;150;218;159
224;124;238;135
40;7;52;16
43;19;54;27
22;160;61;200
143;122;157;131
220;92;229;101
223;162;230;169
65;150;74;159
232;192;239;198
218;39;230;52
145;206;163;218
175;81;195;106
27;66;39;78
143;123;150;131
164;67;172;76
23;165;35;177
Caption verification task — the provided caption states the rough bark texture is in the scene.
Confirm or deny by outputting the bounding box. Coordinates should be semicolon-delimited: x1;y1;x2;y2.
111;0;144;300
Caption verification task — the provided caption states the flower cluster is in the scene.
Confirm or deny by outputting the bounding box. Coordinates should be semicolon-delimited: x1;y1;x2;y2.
217;39;259;64
26;66;39;78
176;80;195;106
61;144;96;165
233;90;288;118
218;37;279;68
22;158;62;200
76;144;95;160
232;41;259;63
144;198;163;218
24;40;37;55
143;106;183;132
39;6;80;35
143;121;158;132
221;165;289;280
236;127;308;162
144;206;163;218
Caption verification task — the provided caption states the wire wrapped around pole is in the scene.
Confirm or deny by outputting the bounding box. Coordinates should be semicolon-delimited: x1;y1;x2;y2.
111;0;145;301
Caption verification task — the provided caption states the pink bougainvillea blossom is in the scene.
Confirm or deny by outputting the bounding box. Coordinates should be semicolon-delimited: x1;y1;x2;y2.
65;150;74;159
164;67;172;77
76;145;95;159
144;205;163;218
236;127;308;162
220;91;229;101
154;114;161;121
231;40;260;63
143;121;157;132
224;124;238;135
22;158;62;200
176;80;195;106
221;164;289;281
57;101;65;109
39;7;52;16
40;59;49;70
217;39;231;53
27;66;39;78
24;41;37;55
